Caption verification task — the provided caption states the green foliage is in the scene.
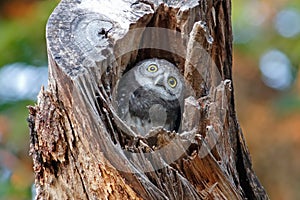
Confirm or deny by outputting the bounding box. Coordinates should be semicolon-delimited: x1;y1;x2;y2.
274;94;300;114
0;181;31;200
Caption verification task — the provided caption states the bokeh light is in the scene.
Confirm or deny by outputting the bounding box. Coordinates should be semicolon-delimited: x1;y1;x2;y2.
259;49;294;90
0;63;48;104
275;9;300;38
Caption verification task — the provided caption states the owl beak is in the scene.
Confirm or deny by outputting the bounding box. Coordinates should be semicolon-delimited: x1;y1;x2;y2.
154;75;165;87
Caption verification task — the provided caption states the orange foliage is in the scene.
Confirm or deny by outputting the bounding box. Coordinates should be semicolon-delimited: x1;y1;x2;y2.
1;1;36;19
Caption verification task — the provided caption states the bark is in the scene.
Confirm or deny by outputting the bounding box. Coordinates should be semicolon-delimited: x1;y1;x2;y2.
28;0;269;199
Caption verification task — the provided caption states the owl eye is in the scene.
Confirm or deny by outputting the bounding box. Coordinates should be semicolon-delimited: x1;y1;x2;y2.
147;64;158;73
168;77;177;88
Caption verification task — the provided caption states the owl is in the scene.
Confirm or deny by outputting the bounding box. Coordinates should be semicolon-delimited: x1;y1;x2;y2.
114;58;185;136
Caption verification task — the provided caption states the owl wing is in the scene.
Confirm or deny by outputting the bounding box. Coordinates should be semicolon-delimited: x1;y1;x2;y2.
115;71;139;119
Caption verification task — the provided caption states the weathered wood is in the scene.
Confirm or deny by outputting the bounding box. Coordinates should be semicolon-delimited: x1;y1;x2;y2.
28;0;269;199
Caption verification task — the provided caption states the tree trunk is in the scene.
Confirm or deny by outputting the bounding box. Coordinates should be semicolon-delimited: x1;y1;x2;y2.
28;0;269;199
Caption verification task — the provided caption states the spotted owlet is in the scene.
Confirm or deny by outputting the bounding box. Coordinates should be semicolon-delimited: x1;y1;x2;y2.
114;58;185;136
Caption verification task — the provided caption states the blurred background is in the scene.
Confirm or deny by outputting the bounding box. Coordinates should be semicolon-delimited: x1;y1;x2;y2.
0;0;299;199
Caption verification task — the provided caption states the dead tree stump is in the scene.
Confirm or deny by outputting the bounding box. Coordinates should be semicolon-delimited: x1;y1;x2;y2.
28;0;269;199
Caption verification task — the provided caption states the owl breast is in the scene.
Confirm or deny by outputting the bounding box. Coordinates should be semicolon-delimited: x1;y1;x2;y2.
128;86;181;135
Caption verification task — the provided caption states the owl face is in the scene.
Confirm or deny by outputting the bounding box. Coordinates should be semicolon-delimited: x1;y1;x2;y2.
133;59;184;101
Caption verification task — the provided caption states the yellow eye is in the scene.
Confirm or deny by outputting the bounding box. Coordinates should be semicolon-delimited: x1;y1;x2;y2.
168;77;177;88
147;64;158;72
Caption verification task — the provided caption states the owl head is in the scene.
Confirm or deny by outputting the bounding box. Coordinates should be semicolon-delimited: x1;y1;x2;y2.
133;58;185;101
